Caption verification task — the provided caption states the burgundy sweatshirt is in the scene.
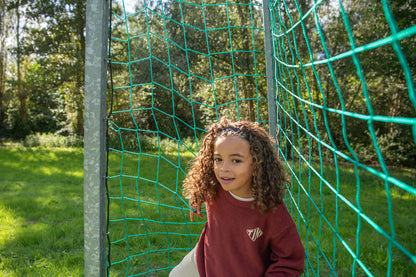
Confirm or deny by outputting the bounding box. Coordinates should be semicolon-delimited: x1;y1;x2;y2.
195;186;305;277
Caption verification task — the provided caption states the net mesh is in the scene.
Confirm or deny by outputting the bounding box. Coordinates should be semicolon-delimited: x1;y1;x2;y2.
105;0;416;276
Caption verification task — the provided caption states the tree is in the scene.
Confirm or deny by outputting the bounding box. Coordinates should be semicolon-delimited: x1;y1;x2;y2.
274;0;416;165
24;0;86;136
2;0;33;138
0;0;9;130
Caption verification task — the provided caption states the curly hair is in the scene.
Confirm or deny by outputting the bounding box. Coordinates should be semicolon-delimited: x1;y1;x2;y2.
183;117;287;213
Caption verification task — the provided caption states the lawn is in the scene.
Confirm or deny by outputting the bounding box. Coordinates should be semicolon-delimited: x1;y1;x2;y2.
286;160;416;276
0;146;415;276
105;147;416;276
105;148;205;276
0;146;84;276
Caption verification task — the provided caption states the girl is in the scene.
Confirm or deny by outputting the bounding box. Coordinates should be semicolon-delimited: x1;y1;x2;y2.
170;118;305;277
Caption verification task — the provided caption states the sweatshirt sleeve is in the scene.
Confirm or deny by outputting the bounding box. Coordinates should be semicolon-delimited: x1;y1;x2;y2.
264;211;305;276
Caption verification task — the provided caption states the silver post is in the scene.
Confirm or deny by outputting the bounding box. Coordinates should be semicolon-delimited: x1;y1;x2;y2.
84;0;108;276
262;0;278;143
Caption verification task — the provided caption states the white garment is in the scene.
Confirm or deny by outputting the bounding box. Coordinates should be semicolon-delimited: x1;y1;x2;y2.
169;247;199;277
229;191;254;202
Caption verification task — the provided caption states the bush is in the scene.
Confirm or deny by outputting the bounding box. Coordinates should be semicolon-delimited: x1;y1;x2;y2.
23;133;84;148
352;130;416;167
107;132;199;154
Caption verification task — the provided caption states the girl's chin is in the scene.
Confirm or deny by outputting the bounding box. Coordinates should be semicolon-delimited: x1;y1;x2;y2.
220;184;234;193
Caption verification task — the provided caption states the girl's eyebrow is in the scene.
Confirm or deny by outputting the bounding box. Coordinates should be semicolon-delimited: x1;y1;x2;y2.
214;152;246;158
230;153;245;158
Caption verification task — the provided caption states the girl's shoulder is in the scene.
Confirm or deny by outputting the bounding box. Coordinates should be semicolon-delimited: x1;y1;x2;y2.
266;202;297;227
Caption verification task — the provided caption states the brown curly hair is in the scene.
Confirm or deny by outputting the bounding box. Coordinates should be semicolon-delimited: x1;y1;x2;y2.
183;117;287;213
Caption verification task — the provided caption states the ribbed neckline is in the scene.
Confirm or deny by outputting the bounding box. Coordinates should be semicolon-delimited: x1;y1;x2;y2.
218;186;254;209
229;191;254;202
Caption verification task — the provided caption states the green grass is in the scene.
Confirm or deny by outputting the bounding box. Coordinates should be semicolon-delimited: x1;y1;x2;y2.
1;145;415;276
0;146;84;276
105;148;205;276
106;147;416;276
286;160;416;276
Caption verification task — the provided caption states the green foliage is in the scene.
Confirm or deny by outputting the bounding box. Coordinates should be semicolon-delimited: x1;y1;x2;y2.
274;0;416;167
0;109;31;139
108;132;199;154
353;129;416;167
1;0;414;166
109;0;268;144
1;0;86;138
3;58;66;139
22;133;84;148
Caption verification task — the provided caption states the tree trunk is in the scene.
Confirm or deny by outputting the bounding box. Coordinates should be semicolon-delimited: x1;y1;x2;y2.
16;0;27;124
74;0;86;136
237;0;255;122
0;0;6;125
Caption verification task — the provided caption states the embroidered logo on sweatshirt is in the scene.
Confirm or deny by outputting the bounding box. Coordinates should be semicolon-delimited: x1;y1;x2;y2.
246;227;263;242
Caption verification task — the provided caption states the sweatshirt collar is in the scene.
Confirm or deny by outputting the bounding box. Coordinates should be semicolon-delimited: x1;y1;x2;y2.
229;191;254;202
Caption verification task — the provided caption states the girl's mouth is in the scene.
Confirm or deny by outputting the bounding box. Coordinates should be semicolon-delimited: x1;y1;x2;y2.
220;177;235;184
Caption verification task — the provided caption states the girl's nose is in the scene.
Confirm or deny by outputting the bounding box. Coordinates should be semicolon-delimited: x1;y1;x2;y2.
220;161;231;171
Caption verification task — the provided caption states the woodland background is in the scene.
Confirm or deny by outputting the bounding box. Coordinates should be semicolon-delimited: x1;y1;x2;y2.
0;0;415;166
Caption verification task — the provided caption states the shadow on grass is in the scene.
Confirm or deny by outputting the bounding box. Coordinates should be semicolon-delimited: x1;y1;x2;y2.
0;147;84;276
3;147;413;276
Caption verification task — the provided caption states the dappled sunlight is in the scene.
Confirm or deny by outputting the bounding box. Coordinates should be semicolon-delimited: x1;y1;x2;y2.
0;146;84;276
0;203;21;246
386;186;416;201
38;166;64;176
0;147;84;184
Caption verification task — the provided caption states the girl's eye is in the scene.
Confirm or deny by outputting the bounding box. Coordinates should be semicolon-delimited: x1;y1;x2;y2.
214;158;222;162
232;159;241;163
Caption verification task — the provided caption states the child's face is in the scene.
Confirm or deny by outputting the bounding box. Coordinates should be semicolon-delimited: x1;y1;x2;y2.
213;135;254;198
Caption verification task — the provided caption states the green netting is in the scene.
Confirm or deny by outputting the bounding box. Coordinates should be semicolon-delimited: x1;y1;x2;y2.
105;0;416;276
268;1;416;276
